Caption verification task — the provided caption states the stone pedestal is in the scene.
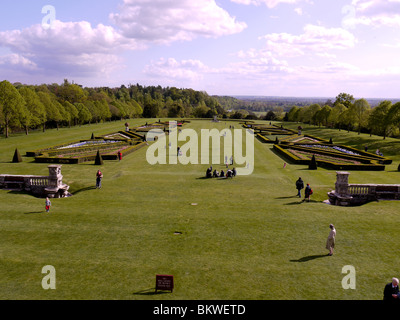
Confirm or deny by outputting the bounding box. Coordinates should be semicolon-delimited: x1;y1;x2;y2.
335;171;350;195
45;165;70;198
328;171;353;206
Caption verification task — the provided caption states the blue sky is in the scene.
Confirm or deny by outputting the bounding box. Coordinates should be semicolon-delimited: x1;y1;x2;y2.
1;0;400;98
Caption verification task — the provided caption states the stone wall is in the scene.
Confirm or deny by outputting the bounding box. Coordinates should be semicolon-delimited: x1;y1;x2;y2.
328;172;400;206
0;165;70;198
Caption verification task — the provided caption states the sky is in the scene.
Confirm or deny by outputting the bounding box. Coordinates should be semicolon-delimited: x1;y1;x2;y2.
0;0;400;99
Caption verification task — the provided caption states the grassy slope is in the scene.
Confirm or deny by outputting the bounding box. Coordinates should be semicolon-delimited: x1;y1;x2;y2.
0;120;400;300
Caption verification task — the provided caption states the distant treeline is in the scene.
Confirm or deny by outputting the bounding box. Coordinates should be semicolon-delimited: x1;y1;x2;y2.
0;79;230;138
215;93;400;139
214;95;400;113
1;79;398;140
286;93;400;139
214;95;330;112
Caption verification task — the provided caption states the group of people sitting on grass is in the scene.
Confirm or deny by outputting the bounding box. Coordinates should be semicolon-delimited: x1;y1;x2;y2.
206;166;236;179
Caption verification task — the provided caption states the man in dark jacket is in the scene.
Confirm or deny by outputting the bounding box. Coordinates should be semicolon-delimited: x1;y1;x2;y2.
384;278;400;301
296;177;304;198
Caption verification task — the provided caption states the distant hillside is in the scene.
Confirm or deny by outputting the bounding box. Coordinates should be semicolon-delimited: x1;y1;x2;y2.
214;95;400;112
213;95;333;113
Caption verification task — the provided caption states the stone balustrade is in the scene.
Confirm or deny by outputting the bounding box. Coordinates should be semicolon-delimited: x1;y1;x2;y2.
328;172;400;206
0;165;70;198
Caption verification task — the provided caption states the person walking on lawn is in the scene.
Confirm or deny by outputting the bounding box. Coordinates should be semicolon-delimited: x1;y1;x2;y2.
326;224;336;256
303;183;313;202
296;177;304;198
45;197;51;213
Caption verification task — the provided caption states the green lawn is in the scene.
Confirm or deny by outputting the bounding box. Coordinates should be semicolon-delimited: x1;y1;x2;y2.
1;120;400;300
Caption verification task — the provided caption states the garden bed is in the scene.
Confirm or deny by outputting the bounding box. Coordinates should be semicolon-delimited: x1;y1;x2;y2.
273;144;388;171
27;131;147;164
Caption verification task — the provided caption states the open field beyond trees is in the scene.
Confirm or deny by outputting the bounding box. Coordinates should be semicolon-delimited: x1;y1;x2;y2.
1;119;400;300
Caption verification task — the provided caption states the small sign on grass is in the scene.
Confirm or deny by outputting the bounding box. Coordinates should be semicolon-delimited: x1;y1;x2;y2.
155;274;174;293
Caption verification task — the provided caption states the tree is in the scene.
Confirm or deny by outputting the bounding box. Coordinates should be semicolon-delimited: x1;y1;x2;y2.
318;105;332;127
130;99;143;117
63;101;79;127
84;100;99;124
18;86;47;134
328;103;347;130
56;80;86;104
341;108;357;133
37;91;62;131
287;106;300;122
94;100;112;122
351;98;370;134
306;104;321;125
142;94;159;118
17;103;33;135
75;103;92;125
264;110;277;121
167;100;185;118
0;80;26;138
386;102;400;138
367;100;392;139
109;101;125;120
193;101;211;118
334;93;354;108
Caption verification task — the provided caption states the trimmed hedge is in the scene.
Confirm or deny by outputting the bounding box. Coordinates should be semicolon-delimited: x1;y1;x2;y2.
280;134;328;144
30;128;148;164
287;144;392;165
34;141;147;164
256;133;274;143
27;139;127;157
273;144;386;171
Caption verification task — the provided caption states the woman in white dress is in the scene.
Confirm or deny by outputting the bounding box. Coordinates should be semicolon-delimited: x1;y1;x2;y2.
326;224;336;256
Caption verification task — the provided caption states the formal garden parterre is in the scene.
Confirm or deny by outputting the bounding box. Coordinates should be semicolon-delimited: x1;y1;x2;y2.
249;122;392;171
24;120;189;165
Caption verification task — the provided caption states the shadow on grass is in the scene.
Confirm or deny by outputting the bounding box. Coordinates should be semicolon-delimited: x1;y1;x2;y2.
132;288;171;296
275;195;299;200
290;254;328;263
7;190;29;195
7;190;39;198
70;186;97;195
284;199;319;205
196;176;235;180
24;211;44;215
284;201;304;205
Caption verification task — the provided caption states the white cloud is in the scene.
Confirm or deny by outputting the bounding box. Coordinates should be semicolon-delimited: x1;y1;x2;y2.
230;0;302;8
0;53;37;70
348;0;400;28
0;20;139;77
259;24;357;57
0;1;247;81
143;58;211;82
110;0;247;44
0;21;138;56
143;51;292;86
294;7;303;15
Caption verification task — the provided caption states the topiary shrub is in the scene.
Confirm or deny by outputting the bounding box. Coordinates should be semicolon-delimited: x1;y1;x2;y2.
12;148;22;163
95;150;103;165
309;154;317;170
